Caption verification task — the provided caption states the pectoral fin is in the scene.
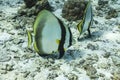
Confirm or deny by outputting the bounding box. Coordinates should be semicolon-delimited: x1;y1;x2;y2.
56;39;61;45
77;20;83;34
64;48;67;51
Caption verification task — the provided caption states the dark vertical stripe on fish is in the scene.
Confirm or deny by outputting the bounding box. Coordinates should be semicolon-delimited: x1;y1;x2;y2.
68;27;72;47
57;18;66;59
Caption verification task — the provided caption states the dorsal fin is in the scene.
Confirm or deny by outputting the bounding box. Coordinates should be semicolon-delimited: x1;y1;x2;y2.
82;0;91;23
83;0;91;16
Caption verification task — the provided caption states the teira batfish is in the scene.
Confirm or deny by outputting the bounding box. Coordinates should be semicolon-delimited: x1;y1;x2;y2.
27;10;72;58
77;0;93;37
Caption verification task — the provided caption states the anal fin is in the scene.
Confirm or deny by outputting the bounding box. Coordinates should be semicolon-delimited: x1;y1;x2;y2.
27;30;33;48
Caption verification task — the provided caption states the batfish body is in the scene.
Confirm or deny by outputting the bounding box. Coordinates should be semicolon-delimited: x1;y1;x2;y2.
77;0;93;37
27;10;72;58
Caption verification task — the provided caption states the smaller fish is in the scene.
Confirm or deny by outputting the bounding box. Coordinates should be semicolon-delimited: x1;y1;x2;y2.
77;0;93;37
27;10;72;59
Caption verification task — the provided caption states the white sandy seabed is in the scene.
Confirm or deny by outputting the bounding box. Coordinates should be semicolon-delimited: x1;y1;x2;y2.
0;0;120;80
